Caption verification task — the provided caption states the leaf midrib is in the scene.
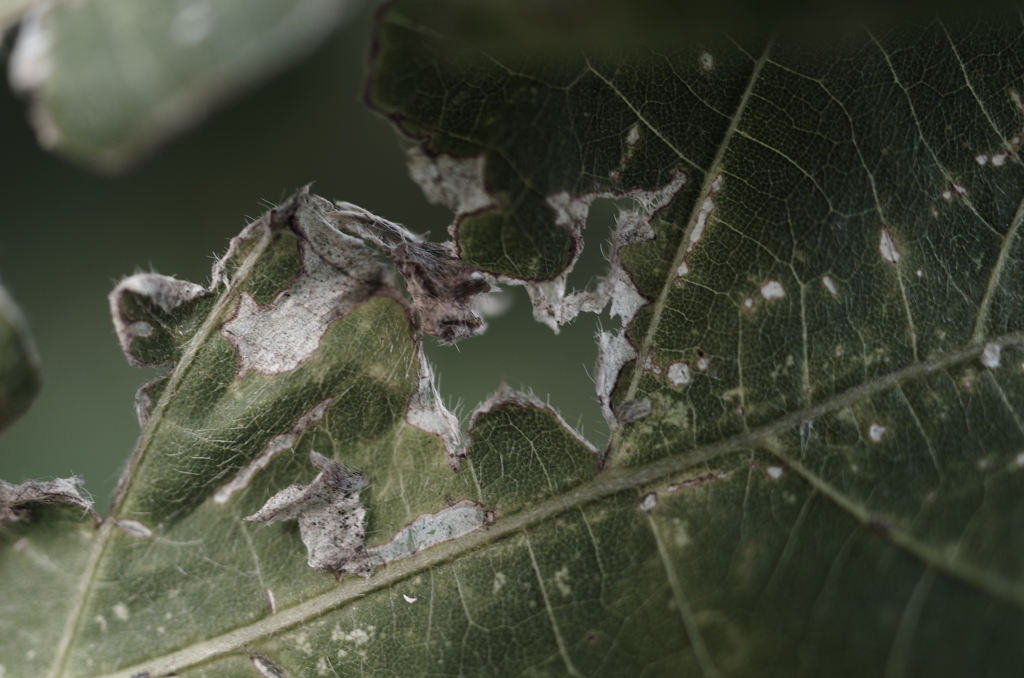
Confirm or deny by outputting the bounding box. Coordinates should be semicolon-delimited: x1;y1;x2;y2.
48;223;276;678
92;328;1024;678
610;37;773;448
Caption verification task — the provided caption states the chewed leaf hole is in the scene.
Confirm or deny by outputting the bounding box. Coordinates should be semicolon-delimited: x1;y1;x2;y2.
397;195;610;446
423;285;608;447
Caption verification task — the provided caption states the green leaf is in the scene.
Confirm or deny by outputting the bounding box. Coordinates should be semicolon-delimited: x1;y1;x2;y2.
362;3;1024;675
8;6;1024;677
0;282;41;434
6;0;363;171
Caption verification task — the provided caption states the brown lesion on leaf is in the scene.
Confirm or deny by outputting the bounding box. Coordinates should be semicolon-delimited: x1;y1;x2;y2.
0;476;100;527
332;201;493;344
245;451;371;579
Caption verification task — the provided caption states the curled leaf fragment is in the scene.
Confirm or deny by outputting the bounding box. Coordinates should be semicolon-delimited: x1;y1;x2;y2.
0;476;99;526
333;202;492;343
245;451;371;578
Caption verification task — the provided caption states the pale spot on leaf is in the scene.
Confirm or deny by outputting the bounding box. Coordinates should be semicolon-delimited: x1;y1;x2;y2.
760;280;785;300
767;466;784;480
981;343;1001;369
879;227;901;264
869;423;887;443
667;361;692;386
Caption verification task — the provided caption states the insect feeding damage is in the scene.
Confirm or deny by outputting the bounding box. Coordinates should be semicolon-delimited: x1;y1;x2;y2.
0;476;99;526
245;451;372;578
332;201;492;344
247;452;495;578
219;193;386;377
109;273;206;368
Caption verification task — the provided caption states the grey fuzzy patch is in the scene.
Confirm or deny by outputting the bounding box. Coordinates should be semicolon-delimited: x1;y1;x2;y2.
366;500;493;566
615;397;651;424
333;202;492;344
0;476;98;526
220;193;385;377
245;451;370;578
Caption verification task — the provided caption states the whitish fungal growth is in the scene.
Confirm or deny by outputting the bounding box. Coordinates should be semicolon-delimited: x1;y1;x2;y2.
976;154;989;165
822;275;839;297
214;398;334;504
220;192;385;376
992;152;1009;166
981;343;1002;369
667;361;692;386
245;451;371;578
366;500;493;566
252;655;284;678
760;280;786;301
525;169;687;330
406;342;463;470
766;466;784;480
639;492;658;512
743;296;754;308
333;201;492;343
616;397;652;424
626;122;641;146
109;273;206;367
642;349;662;375
114;519;153;538
1016;452;1024;467
0;476;98;526
403;594;418;603
407;148;495;218
676;261;690;277
869;423;887;443
683;174;724;274
597;330;638;428
700;51;714;71
879;227;901;264
951;182;968;197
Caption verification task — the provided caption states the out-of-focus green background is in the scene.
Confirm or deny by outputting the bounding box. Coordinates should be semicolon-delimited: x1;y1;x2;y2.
0;5;608;509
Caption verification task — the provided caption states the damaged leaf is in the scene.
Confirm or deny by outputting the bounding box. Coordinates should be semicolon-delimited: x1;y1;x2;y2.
10;5;1024;678
0;476;97;526
332;201;492;343
5;0;365;171
245;451;371;578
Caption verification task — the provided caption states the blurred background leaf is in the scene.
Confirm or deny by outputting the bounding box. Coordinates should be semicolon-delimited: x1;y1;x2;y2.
0;282;40;433
6;0;365;171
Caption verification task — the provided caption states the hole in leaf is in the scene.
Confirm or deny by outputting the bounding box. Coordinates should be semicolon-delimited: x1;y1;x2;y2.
423;198;631;449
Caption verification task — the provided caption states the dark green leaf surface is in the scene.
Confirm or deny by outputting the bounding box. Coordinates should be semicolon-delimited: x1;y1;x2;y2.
6;0;363;171
7;6;1024;677
363;4;1024;675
